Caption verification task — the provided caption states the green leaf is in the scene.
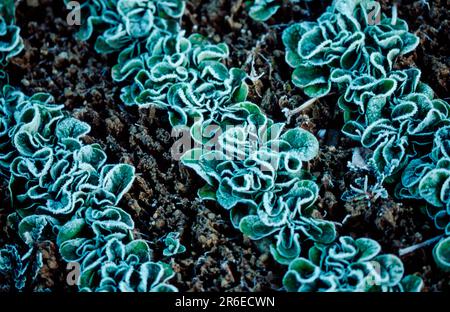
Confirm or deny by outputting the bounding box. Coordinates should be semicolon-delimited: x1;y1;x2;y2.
197;184;217;201
56;117;91;140
280;128;319;161
400;275;424;292
57;218;86;246
248;0;281;22
355;237;381;262
101;164;136;203
239;215;278;240
433;237;450;272
283;258;320;291
419;168;450;208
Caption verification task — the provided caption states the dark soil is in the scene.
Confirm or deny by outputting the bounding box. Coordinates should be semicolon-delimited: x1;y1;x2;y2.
1;0;448;291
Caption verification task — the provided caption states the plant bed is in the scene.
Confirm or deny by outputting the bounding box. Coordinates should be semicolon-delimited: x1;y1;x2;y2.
0;0;448;292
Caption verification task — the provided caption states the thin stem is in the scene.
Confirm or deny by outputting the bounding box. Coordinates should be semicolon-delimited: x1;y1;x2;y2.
341;214;352;225
268;22;296;29
391;3;398;26
282;97;319;123
398;235;444;257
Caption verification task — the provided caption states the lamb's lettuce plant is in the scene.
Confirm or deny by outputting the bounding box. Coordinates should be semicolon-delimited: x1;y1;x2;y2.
66;0;185;54
400;125;450;270
61;237;176;292
182;104;335;265
283;236;423;292
163;232;186;257
282;0;419;97
113;32;248;128
0;0;23;65
0;82;177;292
399;126;450;208
282;0;447;183
0;83;26;175
339;69;450;178
0;244;42;291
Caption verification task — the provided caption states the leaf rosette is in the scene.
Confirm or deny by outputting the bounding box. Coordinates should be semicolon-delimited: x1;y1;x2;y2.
67;0;185;54
181;108;334;264
282;0;419;98
283;236;424;292
114;33;248;128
